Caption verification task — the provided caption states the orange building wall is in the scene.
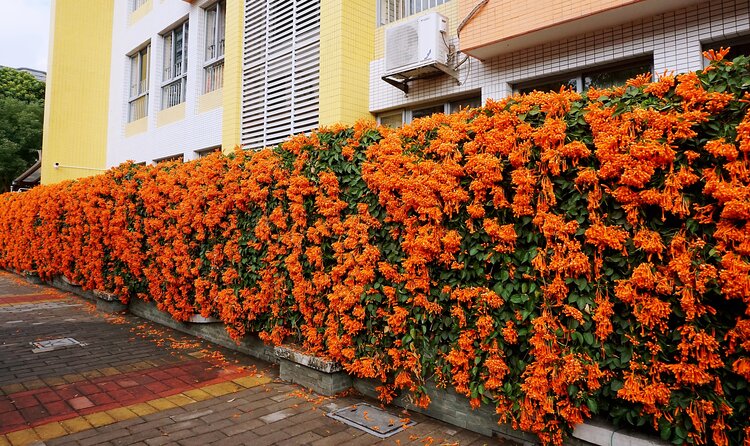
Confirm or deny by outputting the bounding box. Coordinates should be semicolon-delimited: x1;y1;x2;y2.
459;0;642;52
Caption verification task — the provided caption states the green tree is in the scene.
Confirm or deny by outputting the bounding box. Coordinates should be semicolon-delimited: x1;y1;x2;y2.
0;67;45;192
0;67;45;103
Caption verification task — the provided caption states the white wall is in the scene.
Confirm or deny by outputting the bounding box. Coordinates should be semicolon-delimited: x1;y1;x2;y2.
369;0;750;113
106;0;223;166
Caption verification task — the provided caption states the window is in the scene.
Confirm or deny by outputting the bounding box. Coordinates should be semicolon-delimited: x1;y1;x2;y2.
379;112;403;128
128;44;150;122
196;147;221;158
703;37;750;67
131;0;148;12
378;0;451;25
154;154;184;164
515;58;653;94
377;94;481;127
449;96;482;113
162;21;189;109
204;0;226;93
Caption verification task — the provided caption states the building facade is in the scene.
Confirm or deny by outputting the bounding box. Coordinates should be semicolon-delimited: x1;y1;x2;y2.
369;0;750;125
42;0;750;184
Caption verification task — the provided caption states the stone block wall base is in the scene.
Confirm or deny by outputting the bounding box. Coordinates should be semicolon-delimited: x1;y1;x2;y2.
277;358;352;396
128;298;276;364
50;276;95;301
24;274;42;285
96;298;128;313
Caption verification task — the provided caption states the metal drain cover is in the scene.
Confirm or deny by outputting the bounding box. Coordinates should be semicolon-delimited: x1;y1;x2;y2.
31;337;86;353
327;403;415;438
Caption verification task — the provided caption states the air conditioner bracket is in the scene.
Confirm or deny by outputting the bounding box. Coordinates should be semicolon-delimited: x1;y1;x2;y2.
381;62;459;94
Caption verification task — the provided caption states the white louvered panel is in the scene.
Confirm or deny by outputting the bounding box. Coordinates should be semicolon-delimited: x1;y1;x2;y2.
242;0;320;149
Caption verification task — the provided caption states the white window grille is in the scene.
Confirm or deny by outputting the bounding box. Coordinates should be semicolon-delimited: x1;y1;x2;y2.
378;0;450;26
242;0;320;148
131;0;148;12
162;21;189;109
204;0;226;93
128;44;150;122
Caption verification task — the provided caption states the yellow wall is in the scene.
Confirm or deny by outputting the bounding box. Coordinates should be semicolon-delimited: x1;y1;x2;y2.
42;0;113;184
318;0;377;126
221;0;244;153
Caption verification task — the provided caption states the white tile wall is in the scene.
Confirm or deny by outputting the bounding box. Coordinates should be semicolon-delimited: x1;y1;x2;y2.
106;0;224;167
369;0;750;113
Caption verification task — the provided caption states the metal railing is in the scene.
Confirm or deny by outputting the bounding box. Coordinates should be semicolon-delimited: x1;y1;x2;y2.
161;78;184;109
378;0;450;25
163;60;183;82
204;61;224;93
131;0;148;12
206;39;225;62
129;94;148;121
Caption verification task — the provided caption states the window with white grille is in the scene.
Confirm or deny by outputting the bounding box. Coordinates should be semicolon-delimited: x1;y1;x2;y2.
204;0;226;93
242;0;320;148
378;0;450;26
128;44;150;122
131;0;148;12
162;21;188;109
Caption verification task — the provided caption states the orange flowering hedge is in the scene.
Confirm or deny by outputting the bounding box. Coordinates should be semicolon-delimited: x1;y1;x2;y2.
2;51;750;444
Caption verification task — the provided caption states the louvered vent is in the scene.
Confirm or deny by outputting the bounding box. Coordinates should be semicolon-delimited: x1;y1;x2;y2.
242;0;320;149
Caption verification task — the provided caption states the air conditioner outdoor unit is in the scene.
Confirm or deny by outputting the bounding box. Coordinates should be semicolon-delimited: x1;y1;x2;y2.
384;12;450;78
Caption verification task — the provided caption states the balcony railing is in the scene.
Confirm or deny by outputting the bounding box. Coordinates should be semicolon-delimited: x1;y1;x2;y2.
129;94;148;122
131;0;148;12
206;39;225;62
378;0;450;25
162;78;185;109
204;61;224;93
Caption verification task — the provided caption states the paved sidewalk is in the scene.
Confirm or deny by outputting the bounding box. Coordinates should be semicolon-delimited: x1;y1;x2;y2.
0;271;506;446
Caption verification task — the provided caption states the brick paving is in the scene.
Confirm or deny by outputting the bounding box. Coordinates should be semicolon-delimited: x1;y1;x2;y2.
0;271;507;445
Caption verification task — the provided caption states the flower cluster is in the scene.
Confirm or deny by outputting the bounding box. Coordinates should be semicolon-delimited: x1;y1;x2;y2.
1;52;749;445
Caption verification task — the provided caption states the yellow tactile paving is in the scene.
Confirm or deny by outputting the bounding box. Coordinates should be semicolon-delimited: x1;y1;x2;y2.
164;393;196;407
99;367;121;377
202;381;244;397
33;422;67;440
83;412;116;428
127;402;159;417
60;416;93;434
105;407;139;422
5;429;40;446
233;375;272;388
182;388;213;401
0;371;271;446
146;398;178;411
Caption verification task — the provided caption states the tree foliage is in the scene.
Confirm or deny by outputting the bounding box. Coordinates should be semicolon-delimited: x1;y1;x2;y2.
0;67;45;103
0;67;45;191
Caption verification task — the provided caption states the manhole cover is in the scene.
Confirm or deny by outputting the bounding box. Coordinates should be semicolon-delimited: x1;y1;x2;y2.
31;337;86;353
327;403;415;438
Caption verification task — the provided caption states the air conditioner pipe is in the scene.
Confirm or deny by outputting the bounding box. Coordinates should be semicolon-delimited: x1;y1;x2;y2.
53;163;107;171
452;0;489;71
456;0;489;38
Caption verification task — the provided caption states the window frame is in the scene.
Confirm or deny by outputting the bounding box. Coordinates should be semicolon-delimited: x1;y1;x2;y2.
702;36;750;67
203;0;226;94
128;43;151;122
513;56;653;95
377;93;481;128
161;20;189;110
